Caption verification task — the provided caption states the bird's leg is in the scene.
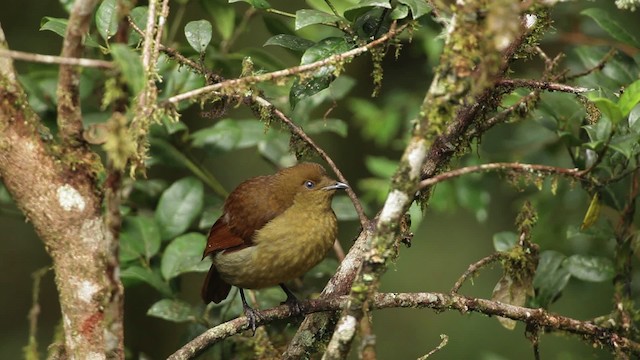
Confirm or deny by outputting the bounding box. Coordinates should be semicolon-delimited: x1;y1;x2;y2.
279;283;303;316
239;288;262;334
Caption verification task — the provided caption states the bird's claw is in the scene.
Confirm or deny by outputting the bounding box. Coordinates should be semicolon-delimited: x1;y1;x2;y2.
281;296;304;316
243;306;263;335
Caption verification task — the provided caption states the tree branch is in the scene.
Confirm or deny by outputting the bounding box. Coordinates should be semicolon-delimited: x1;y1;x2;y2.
0;49;113;68
168;292;640;359
55;0;100;145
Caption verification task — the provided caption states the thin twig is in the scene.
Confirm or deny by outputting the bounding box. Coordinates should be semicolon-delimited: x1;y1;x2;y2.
450;253;504;294
252;95;370;227
419;162;585;189
0;49;112;68
497;78;592;94
164;23;408;105
417;334;449;360
565;48;617;81
24;267;50;359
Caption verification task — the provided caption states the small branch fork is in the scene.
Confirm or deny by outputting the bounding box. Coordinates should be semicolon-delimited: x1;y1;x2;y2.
167;292;640;360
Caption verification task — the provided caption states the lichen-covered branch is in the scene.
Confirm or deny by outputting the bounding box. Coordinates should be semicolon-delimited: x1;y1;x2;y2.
1;23;123;359
55;0;101;145
168;292;640;359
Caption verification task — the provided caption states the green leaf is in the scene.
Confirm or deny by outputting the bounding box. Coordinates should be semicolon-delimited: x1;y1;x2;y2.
591;97;623;124
365;156;396;178
59;0;74;13
203;0;235;40
161;233;210;280
619;79;640;116
191;119;242;152
184;20;213;53
563;255;614;282
344;0;391;21
608;133;640;159
96;0;119;42
295;9;343;30
128;6;148;45
306;119;348;137
492;232;518;252
120;266;172;297
531;251;571;308
264;34;315;52
581;8;640;48
397;0;431;19
229;0;271;10
120;216;161;262
390;4;409;20
583;116;612;142
332;195;360;221
40;17;67;37
147;299;196;323
629;104;640;132
155;178;204;241
110;44;145;96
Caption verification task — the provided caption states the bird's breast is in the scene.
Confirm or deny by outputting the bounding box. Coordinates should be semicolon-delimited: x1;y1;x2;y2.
213;204;337;289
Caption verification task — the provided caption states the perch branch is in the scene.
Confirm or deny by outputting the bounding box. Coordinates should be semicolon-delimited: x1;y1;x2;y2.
0;49;113;68
168;292;640;359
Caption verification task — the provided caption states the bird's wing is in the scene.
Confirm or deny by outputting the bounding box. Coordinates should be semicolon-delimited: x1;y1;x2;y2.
202;217;248;258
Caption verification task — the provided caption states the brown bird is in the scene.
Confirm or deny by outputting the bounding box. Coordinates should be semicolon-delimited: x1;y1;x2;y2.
201;162;348;331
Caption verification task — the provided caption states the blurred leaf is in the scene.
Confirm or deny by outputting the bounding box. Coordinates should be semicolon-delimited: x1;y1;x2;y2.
264;34;315;52
619;79;640;116
40;17;67;38
491;275;523;330
629;104;640;132
96;0;118;42
191;119;264;152
308;258;339;279
397;0;431;19
120;216;161;262
120;266;172;297
155;177;204;241
580;193;600;230
608;133;640;159
185;20;213;53
390;4;409;20
531;251;571;308
332;195;360;221
349;98;402;146
493;232;518;252
161;233;210;280
199;205;223;230
583;117;612;142
295;9;343;30
344;0;391;21
229;0;271;9
128;7;148;45
202;0;235;40
147;299;196;323
581;8;640;48
110;44;145;96
306;119;348;137
160;67;205;103
59;0;74;13
563;255;614;282
365;156;396;177
591;97;623;124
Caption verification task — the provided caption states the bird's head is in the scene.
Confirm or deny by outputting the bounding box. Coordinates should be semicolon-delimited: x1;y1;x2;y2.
276;162;349;205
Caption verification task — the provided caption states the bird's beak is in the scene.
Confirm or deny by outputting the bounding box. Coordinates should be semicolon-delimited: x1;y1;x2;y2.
322;182;349;191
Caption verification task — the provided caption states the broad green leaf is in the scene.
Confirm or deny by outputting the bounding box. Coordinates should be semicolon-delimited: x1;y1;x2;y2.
149;138;191;168
155;177;204;241
120;216;161;262
59;0;74;13
147;299;196;323
581;8;640;48
185;20;213;53
619;79;640;116
397;0;431;19
306;119;348;137
96;0;118;42
290;76;334;109
591;97;623;124
332;195;360;221
493;231;518;252
608;133;640;159
365;156;396;178
191;119;242;152
160;67;205;103
229;0;271;10
39;17;67;38
344;0;391;21
120;265;172;297
390;4;409;20
531;251;570;308
161;233;209;280
264;34;315;52
629;104;640;132
583;116;612;142
128;6;148;45
295;9;343;30
203;0;235;40
110;44;145;96
563;255;614;282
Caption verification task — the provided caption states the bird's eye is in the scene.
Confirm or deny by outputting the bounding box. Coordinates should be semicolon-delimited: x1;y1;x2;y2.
304;180;315;189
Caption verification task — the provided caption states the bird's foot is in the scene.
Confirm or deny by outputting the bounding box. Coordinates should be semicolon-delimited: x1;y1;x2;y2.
279;283;304;316
242;305;263;335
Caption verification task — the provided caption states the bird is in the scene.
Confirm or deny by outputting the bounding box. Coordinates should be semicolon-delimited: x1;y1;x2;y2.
201;162;349;332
